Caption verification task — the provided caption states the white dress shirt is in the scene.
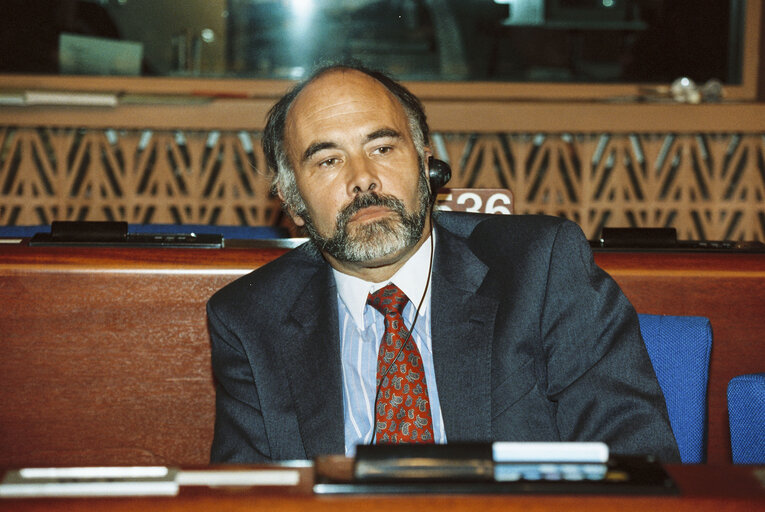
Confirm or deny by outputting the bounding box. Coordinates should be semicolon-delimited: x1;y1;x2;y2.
332;231;447;456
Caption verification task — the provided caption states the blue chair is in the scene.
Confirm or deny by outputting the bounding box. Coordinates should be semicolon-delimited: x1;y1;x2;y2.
638;314;712;463
727;373;765;464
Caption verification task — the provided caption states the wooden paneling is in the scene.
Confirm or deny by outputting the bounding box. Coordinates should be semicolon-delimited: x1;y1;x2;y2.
0;244;762;467
2;101;765;132
0;246;281;467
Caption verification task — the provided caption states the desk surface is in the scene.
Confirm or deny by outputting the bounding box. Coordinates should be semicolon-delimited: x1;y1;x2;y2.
0;465;763;512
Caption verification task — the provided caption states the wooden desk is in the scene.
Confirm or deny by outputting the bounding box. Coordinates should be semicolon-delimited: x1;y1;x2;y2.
0;465;763;511
0;242;763;468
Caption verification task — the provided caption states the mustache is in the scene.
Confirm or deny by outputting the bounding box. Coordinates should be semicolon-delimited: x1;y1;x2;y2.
336;192;406;226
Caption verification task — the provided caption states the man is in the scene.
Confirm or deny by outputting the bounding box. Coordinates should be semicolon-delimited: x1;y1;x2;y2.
207;63;680;463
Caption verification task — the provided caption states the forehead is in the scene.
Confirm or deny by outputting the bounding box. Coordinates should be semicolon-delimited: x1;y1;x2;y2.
284;70;410;153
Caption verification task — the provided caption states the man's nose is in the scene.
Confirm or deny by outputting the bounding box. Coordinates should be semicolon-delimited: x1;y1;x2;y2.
347;156;380;195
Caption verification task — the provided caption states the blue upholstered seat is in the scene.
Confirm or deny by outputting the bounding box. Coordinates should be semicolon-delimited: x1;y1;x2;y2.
638;314;712;463
727;373;765;464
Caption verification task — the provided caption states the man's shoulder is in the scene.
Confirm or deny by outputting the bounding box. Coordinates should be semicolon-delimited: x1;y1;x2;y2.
436;211;576;246
207;241;323;312
435;211;591;272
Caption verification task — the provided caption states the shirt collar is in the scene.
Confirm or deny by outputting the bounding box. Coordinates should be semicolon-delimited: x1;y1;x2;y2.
333;230;435;329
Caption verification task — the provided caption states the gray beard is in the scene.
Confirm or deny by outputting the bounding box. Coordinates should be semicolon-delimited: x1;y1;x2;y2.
301;174;430;264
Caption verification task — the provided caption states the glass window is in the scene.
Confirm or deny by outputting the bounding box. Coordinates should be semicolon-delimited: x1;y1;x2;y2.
0;0;747;85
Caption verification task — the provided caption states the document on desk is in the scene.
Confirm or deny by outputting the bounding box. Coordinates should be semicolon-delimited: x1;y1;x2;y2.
492;442;609;463
0;467;179;497
176;469;301;486
0;466;303;498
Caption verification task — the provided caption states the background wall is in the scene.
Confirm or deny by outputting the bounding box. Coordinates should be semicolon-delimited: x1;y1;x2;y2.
1;1;764;240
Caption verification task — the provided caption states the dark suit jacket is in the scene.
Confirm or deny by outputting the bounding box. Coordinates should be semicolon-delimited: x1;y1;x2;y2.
207;212;680;463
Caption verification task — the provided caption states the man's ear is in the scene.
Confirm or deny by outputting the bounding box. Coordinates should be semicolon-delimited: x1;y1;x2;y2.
277;186;306;227
423;146;433;176
422;146;434;193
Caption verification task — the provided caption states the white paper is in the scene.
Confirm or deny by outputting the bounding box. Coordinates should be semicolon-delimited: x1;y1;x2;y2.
492;442;609;463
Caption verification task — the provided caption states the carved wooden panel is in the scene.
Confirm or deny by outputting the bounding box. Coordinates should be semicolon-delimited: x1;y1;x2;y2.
431;132;765;241
0;128;280;227
2;127;764;240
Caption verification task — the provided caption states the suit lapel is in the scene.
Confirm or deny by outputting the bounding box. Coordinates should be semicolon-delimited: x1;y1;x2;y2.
431;223;499;442
272;219;499;454
276;256;345;458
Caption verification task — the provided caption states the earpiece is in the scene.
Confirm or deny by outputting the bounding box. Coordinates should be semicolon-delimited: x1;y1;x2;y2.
427;157;451;195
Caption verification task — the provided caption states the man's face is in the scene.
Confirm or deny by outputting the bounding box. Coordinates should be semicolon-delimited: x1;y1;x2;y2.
281;69;431;270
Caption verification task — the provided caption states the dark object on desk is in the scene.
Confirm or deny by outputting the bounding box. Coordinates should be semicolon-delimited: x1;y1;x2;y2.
51;220;127;242
354;443;494;481
600;227;678;248
0;223;289;240
593;227;765;252
30;221;223;248
315;445;677;495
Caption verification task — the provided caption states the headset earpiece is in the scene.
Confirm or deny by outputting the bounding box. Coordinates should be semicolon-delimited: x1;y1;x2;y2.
427;157;451;194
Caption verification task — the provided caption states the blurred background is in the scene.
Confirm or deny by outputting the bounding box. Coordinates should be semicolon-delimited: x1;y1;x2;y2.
0;0;745;85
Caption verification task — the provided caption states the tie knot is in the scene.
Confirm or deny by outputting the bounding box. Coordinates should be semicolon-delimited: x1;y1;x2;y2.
367;283;409;318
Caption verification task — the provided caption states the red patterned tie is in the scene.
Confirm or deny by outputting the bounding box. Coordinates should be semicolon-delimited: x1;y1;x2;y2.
367;284;434;444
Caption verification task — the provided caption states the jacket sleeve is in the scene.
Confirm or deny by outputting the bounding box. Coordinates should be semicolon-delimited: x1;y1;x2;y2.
539;221;681;462
207;300;272;463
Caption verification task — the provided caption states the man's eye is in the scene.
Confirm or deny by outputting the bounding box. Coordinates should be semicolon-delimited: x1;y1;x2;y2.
374;146;393;155
318;158;339;168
